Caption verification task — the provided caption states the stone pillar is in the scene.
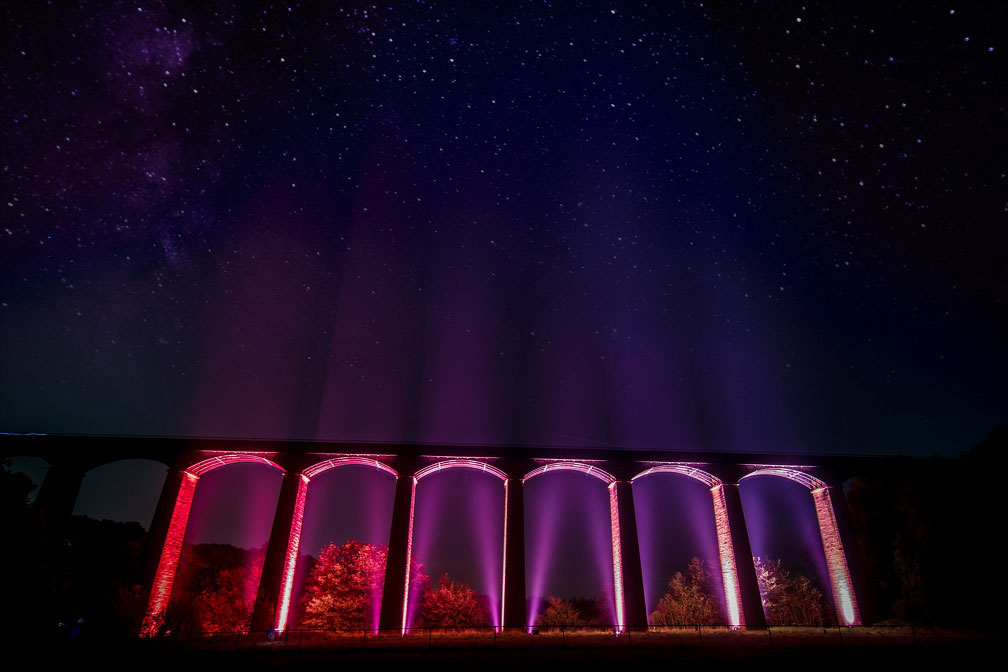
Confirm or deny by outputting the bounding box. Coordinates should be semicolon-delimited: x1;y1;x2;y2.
251;454;310;632
33;458;86;538
611;479;647;630
378;455;417;633
719;482;767;629
140;465;189;603
811;486;862;626
827;484;873;624
503;460;527;631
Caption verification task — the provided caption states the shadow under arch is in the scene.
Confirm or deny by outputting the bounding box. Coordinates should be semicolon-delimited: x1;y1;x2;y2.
399;459;508;634
140;453;285;636
274;457;398;632
73;458;169;529
632;464;745;628
739;467;861;626
522;461;625;632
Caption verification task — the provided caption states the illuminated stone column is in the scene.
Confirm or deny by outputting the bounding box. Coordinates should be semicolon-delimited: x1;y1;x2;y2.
139;465;189;614
611;480;648;630
718;482;766;629
140;469;199;636
502;461;527;631
252;454;309;632
811;486;862;626
378;454;417;633
710;484;745;628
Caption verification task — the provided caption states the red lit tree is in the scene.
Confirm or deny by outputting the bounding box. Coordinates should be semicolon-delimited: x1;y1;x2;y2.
299;540;428;631
420;573;491;628
649;556;724;626
190;564;262;632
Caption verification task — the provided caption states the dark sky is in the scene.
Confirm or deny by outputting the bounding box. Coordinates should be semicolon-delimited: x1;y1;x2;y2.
2;1;1005;455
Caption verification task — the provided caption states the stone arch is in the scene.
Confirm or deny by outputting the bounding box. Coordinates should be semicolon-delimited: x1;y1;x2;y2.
739;467;861;626
522;460;625;631
274;456;398;632
140;453;285;636
73;458;169;529
632;464;745;628
400;459;508;634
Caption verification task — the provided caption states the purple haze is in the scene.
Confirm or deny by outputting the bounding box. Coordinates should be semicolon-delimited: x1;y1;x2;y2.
407;468;505;628
739;476;833;605
524;471;616;626
632;473;724;616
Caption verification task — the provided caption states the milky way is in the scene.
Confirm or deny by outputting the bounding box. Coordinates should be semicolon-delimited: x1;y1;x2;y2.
2;1;1004;454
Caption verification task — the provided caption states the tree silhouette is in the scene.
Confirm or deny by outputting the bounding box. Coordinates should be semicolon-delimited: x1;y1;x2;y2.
648;557;723;626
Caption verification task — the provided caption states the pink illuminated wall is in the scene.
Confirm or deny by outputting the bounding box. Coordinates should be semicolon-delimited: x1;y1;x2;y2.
741;467;862;626
273;456;398;633
140;453;283;637
632;464;745;628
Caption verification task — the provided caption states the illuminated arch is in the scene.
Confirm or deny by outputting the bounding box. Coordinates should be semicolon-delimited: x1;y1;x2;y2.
740;467;861;626
632;464;745;628
140;453;285;637
522;460;616;485
522;460;624;632
399;459;508;635
274;456;397;632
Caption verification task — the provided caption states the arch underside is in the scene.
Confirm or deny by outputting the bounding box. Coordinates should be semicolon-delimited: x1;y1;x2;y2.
140;453;284;636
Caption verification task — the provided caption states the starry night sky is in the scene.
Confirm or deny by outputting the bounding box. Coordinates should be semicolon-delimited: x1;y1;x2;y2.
2;1;1004;456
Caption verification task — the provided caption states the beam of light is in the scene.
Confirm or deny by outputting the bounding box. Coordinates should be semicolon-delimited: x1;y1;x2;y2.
710;484;744;628
523;460;616;485
500;478;508;632
140;471;198;637
401;476;417;636
414;458;507;482
608;482;625;634
402;459;507;632
811;487;862;626
273;474;309;633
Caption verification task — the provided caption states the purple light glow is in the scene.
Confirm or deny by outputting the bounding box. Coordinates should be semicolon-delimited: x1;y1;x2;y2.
524;470;617;628
631;468;741;626
739;473;835;621
740;468;860;625
403;463;506;631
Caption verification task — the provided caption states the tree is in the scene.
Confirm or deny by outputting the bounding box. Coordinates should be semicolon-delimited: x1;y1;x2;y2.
420;573;490;628
190;564;262;632
649;557;723;626
538;596;583;626
754;556;830;625
300;541;388;630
